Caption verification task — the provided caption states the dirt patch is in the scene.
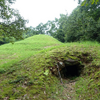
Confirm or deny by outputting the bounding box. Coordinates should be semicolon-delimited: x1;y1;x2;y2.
61;79;77;100
44;46;52;48
44;44;60;48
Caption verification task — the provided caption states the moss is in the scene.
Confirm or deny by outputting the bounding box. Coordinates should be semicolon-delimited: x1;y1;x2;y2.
1;85;14;98
0;69;6;74
94;71;100;79
0;41;100;99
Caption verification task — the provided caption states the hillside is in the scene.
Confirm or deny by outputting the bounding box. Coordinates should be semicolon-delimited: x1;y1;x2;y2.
0;35;100;100
0;35;62;71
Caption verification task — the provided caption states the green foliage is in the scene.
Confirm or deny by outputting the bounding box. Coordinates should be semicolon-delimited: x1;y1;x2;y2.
26;0;100;43
77;0;99;5
62;1;100;42
0;0;28;41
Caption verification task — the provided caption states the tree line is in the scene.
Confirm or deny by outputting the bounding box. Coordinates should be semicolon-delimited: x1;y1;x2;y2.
25;0;100;43
0;0;100;45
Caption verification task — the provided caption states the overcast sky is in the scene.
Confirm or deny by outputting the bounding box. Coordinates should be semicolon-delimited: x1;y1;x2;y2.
11;0;79;27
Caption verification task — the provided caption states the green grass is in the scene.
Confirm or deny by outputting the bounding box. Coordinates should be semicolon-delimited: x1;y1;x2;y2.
0;35;100;100
0;34;62;70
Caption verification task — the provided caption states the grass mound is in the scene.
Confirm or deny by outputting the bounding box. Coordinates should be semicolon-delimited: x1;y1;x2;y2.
0;34;62;71
0;35;100;99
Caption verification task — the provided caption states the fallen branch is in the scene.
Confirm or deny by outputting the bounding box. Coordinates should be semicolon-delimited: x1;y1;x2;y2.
57;63;63;84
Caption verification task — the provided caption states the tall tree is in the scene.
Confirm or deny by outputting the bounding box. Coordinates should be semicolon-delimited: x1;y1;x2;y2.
63;2;100;42
54;14;68;42
80;0;100;21
0;0;28;41
46;19;59;36
36;23;45;34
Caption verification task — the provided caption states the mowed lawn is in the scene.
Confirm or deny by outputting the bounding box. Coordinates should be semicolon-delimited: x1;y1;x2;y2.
0;35;62;69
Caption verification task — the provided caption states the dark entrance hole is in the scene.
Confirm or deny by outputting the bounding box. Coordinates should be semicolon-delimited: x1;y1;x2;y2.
60;59;84;78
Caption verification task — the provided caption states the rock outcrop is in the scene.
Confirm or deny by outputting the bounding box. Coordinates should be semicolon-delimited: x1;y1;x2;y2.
50;54;84;78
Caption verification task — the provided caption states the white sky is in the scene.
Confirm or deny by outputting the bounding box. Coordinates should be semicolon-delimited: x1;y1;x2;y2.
11;0;79;27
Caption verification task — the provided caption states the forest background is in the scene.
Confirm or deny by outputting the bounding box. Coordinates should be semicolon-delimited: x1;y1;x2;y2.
0;0;100;44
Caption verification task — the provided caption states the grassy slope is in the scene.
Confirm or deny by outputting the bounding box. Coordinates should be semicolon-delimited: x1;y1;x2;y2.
0;35;100;100
0;34;62;71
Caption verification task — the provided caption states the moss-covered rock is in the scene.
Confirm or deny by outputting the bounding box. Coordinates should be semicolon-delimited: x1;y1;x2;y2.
49;52;87;78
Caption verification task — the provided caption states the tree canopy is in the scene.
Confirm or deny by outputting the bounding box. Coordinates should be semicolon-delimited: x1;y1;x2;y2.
0;0;28;43
25;0;100;43
77;0;99;5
